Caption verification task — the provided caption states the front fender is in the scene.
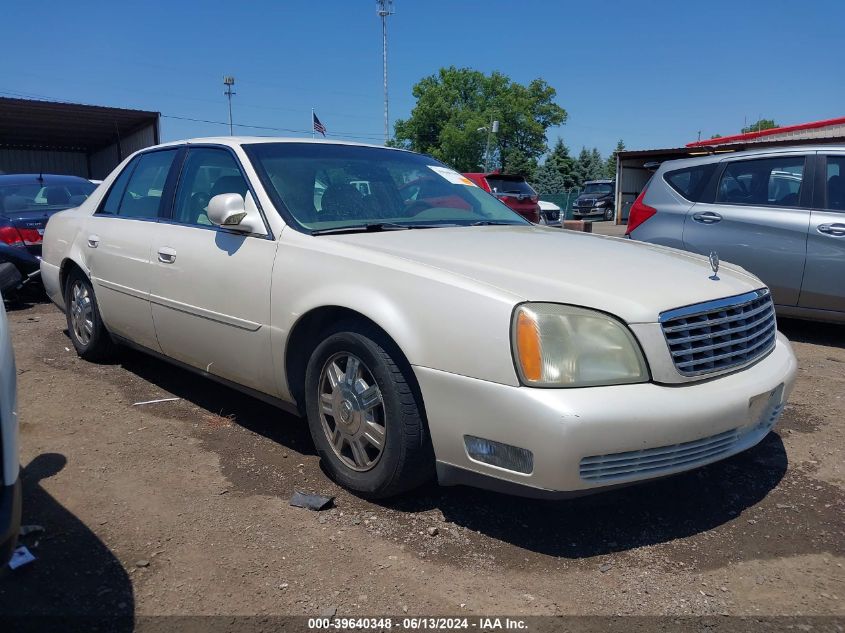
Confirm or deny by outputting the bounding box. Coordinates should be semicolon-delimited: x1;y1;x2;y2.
271;232;522;402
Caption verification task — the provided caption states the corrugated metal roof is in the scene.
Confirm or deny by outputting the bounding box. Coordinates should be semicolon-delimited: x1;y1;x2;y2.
0;97;160;151
686;116;845;148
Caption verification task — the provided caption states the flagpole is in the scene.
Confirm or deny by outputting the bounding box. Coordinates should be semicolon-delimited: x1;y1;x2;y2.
311;108;315;139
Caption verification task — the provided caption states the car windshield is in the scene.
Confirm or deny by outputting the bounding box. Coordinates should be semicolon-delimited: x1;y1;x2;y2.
0;180;96;213
244;143;529;232
583;183;613;194
485;176;535;196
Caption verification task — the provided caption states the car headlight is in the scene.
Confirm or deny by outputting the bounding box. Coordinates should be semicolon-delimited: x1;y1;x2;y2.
512;303;649;387
595;199;608;207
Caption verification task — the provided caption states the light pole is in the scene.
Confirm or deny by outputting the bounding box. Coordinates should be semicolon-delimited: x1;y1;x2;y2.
376;0;394;145
223;76;236;136
478;118;499;172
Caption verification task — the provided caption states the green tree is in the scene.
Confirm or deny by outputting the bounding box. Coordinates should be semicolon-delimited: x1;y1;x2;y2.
532;138;576;193
740;118;778;134
502;148;537;180
589;148;604;179
573;147;592;187
392;66;567;172
604;139;625;179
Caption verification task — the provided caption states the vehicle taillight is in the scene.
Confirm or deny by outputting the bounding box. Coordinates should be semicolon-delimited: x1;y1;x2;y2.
17;228;43;246
0;226;25;248
626;186;657;235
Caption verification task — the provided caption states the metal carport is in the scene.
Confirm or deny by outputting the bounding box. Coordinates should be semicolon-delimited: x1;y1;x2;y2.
0;97;160;180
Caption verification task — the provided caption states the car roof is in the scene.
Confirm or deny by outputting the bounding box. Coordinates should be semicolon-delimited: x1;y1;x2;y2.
0;173;94;185
658;144;845;172
152;136;400;152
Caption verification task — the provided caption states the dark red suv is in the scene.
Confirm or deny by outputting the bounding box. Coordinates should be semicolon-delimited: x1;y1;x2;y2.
462;172;540;223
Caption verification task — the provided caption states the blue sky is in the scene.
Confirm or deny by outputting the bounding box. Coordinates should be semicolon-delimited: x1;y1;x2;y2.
3;0;843;158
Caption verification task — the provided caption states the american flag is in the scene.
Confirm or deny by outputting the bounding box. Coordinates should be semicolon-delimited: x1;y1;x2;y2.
312;112;327;137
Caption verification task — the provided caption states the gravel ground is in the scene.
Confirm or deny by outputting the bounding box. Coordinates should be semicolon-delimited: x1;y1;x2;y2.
0;295;842;622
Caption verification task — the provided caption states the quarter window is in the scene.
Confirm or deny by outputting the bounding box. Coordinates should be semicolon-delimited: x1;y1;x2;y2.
716;157;805;207
172;148;249;226
664;163;717;202
825;156;845;211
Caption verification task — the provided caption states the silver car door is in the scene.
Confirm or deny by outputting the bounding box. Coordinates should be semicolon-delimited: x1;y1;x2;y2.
682;154;810;306
798;153;845;313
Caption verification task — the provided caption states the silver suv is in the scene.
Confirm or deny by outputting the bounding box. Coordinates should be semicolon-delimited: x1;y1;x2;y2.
627;146;845;323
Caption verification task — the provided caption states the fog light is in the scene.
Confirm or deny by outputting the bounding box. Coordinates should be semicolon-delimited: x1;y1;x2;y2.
464;436;534;474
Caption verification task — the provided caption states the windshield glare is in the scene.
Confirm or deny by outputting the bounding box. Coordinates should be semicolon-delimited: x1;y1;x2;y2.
245;143;529;231
0;181;95;212
583;183;612;194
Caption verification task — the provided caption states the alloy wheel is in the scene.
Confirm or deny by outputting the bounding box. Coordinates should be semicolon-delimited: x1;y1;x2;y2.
318;352;387;472
69;280;94;346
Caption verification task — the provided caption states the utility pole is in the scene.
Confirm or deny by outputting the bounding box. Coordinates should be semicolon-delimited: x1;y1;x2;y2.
223;76;236;136
376;0;394;146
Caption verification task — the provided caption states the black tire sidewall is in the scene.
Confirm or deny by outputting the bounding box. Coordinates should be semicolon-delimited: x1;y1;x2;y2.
304;330;420;497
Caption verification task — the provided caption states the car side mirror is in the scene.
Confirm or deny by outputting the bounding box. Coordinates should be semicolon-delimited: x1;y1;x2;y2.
207;192;267;235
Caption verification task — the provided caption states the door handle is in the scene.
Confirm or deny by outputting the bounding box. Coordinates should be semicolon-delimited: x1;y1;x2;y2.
818;223;845;237
157;247;176;264
692;211;723;224
87;234;100;248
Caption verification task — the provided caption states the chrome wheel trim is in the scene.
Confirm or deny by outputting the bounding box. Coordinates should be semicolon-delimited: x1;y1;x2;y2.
318;352;386;472
69;280;94;346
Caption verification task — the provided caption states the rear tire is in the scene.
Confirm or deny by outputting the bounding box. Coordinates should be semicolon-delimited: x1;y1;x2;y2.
304;323;434;498
64;269;117;362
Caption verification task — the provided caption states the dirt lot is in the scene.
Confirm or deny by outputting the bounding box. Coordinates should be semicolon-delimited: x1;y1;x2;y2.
0;296;842;622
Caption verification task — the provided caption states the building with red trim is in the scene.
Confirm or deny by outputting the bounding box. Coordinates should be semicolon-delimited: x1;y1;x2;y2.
686;116;845;148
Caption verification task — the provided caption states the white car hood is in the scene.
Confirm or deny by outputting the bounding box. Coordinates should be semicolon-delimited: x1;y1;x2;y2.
326;225;764;323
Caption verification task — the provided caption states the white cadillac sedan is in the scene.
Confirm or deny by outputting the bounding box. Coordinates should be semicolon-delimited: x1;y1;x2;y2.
41;138;797;499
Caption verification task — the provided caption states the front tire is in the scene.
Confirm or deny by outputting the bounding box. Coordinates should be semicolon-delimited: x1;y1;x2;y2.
304;324;434;498
64;269;116;362
604;208;614;221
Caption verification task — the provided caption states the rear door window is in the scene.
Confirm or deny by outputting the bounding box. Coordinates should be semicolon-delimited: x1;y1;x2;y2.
664;163;717;201
105;150;178;219
716;156;805;207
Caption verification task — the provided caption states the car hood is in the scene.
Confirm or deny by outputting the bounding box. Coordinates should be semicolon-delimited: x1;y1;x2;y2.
326;225;764;323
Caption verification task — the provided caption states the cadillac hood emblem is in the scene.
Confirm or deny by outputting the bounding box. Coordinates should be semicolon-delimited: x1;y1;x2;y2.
709;251;720;280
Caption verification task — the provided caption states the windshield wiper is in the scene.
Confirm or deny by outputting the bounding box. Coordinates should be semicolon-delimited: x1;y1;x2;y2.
311;222;441;236
469;220;521;226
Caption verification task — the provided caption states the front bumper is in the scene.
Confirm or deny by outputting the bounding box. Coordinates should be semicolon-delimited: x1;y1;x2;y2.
416;333;797;498
573;207;607;218
0;476;22;566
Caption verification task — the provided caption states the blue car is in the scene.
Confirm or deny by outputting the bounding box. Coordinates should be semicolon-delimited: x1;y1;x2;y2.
0;174;96;294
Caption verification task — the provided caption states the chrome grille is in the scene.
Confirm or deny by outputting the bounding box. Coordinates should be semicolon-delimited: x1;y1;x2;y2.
660;289;776;377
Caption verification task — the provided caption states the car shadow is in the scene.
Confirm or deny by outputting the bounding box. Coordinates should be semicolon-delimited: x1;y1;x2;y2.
778;317;844;349
3;285;51;313
381;433;788;559
0;453;134;628
117;348;316;457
